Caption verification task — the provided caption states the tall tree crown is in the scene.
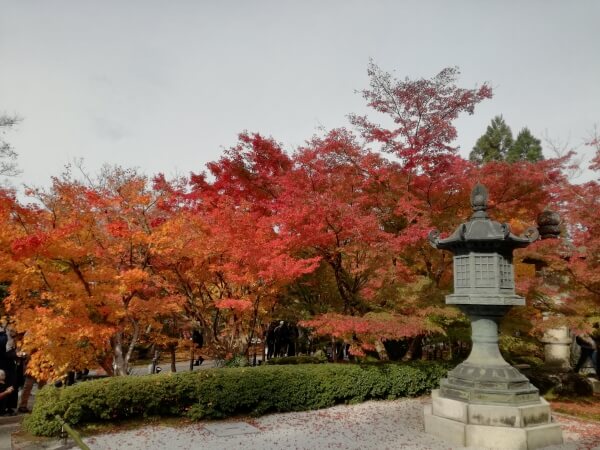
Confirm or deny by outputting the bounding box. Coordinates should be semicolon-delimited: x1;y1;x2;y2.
470;117;544;164
469;115;513;163
507;128;544;163
350;62;492;171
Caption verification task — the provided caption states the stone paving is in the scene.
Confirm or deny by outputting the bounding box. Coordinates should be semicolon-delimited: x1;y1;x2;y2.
78;397;600;450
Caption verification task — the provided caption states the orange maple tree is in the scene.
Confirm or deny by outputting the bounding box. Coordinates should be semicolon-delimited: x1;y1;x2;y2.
0;167;182;378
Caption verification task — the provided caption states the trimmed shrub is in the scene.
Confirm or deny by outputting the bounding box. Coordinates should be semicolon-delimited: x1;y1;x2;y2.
265;355;327;365
24;361;448;436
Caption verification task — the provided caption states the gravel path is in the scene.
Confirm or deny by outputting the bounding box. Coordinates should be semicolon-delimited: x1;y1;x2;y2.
81;398;600;450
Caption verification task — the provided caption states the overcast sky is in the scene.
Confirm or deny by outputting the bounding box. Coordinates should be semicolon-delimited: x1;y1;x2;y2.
1;1;599;191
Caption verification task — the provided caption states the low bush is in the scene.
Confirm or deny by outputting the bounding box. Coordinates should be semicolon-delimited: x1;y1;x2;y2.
524;369;594;397
223;354;251;367
265;355;327;365
24;361;448;437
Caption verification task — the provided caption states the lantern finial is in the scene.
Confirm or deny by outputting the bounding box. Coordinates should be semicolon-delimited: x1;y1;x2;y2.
470;183;488;218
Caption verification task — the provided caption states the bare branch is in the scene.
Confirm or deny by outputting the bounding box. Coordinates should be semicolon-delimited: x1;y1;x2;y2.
0;114;21;177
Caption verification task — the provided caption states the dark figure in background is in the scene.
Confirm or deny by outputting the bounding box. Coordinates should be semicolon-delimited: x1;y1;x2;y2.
66;371;77;386
266;321;300;359
265;322;277;359
287;325;299;357
273;321;287;357
16;353;26;389
0;370;15;411
0;329;18;415
0;329;7;364
17;350;46;413
574;333;598;376
192;329;204;366
594;324;600;377
0;330;7;414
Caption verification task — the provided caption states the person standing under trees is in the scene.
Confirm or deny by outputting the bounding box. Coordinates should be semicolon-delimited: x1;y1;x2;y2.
0;370;15;408
191;328;204;366
16;344;45;413
595;325;600;376
0;326;18;415
273;321;287;357
265;322;276;360
0;329;7;414
287;324;298;357
16;352;31;413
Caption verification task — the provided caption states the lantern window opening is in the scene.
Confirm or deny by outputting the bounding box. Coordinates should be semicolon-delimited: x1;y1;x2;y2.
455;255;470;288
499;256;514;289
474;255;496;287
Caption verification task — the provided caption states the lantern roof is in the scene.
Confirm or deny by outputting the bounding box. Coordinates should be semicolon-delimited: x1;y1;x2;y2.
428;183;539;253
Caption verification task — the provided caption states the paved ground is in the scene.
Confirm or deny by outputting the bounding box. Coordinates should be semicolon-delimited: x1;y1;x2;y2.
0;421;20;450
77;398;600;450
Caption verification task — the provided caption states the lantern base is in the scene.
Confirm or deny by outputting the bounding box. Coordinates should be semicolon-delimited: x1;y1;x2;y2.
440;362;540;405
424;390;564;449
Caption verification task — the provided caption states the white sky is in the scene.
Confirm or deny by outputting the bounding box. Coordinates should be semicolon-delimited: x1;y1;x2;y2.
1;0;599;190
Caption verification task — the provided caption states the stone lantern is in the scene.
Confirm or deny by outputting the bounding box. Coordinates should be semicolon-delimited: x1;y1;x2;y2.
532;210;572;372
424;183;563;449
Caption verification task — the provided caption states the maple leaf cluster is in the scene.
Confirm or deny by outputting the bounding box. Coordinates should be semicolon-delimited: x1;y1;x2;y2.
0;63;591;378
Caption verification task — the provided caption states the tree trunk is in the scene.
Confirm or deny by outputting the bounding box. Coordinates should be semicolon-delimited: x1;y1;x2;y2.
111;321;140;376
244;296;261;357
375;340;389;361
170;345;177;372
123;319;140;373
331;337;338;362
189;344;195;371
261;324;266;364
111;332;127;376
98;354;114;376
402;335;423;362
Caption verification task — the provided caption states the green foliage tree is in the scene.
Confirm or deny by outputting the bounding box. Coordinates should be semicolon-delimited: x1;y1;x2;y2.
507;128;544;162
470;116;544;164
469;115;513;163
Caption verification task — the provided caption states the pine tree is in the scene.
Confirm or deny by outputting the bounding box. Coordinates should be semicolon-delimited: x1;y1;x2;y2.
507;128;543;162
469;115;513;163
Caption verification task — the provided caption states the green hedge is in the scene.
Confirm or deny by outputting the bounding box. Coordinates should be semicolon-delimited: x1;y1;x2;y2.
265;355;327;365
24;361;448;436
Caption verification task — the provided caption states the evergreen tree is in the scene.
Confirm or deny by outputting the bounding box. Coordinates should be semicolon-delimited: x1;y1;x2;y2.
469;115;513;163
506;128;543;162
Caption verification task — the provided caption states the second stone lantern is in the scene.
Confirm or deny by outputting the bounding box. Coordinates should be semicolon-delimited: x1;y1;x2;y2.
424;183;563;450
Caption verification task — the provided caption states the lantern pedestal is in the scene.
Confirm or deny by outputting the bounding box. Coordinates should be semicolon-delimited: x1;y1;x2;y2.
424;306;563;449
440;304;540;405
